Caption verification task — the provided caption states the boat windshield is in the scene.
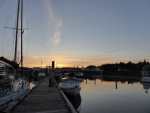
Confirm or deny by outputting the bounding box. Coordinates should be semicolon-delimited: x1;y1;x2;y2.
62;79;79;84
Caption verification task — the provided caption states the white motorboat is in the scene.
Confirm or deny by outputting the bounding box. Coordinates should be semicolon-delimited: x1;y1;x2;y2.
59;76;81;96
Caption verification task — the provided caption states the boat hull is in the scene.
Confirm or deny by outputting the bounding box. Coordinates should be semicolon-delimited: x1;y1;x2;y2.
61;87;81;96
75;72;84;77
59;76;81;96
0;85;29;107
141;77;150;83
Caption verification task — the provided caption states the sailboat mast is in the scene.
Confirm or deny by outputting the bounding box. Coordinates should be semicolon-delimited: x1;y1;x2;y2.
21;0;23;69
14;0;20;62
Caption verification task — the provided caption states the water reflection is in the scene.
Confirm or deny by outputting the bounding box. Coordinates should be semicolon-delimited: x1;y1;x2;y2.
80;77;150;113
140;82;150;94
101;77;139;84
83;77;140;87
81;76;150;100
29;79;38;89
55;75;150;113
100;77;150;93
65;93;82;113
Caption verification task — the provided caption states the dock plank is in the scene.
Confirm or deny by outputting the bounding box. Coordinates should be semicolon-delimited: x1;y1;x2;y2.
10;77;71;113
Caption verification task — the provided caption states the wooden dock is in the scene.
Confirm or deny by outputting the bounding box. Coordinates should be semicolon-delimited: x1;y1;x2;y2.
3;77;77;113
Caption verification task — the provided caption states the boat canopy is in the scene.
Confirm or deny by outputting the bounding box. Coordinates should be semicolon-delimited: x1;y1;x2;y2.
0;56;19;69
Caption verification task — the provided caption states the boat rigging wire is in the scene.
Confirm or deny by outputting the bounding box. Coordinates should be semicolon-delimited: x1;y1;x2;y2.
0;0;29;65
24;0;29;67
1;26;6;56
1;0;20;61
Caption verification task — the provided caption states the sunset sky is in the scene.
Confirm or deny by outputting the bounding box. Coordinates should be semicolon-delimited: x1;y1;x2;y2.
0;0;150;68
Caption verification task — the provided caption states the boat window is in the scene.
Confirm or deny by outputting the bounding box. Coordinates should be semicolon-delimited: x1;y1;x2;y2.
62;79;76;84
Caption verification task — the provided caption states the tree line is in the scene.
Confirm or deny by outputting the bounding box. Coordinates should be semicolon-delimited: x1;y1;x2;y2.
86;60;149;71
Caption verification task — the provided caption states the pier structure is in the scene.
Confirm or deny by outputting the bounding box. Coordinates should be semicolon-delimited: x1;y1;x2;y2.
2;77;77;113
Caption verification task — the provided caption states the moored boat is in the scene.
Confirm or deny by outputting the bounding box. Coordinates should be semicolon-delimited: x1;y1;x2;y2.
0;0;29;109
75;72;84;77
0;58;29;107
59;73;81;96
141;77;150;83
38;72;46;79
66;93;82;112
54;71;63;78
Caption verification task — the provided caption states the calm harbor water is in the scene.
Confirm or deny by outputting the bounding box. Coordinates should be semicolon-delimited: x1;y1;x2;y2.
76;78;150;113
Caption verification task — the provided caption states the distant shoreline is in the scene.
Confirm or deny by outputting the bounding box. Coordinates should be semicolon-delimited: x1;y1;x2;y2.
102;75;141;80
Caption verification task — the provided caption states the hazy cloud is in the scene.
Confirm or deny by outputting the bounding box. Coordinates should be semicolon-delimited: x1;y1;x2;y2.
43;0;63;46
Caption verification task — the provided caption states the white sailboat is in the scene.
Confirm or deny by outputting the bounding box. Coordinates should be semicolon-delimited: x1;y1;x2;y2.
0;0;29;109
